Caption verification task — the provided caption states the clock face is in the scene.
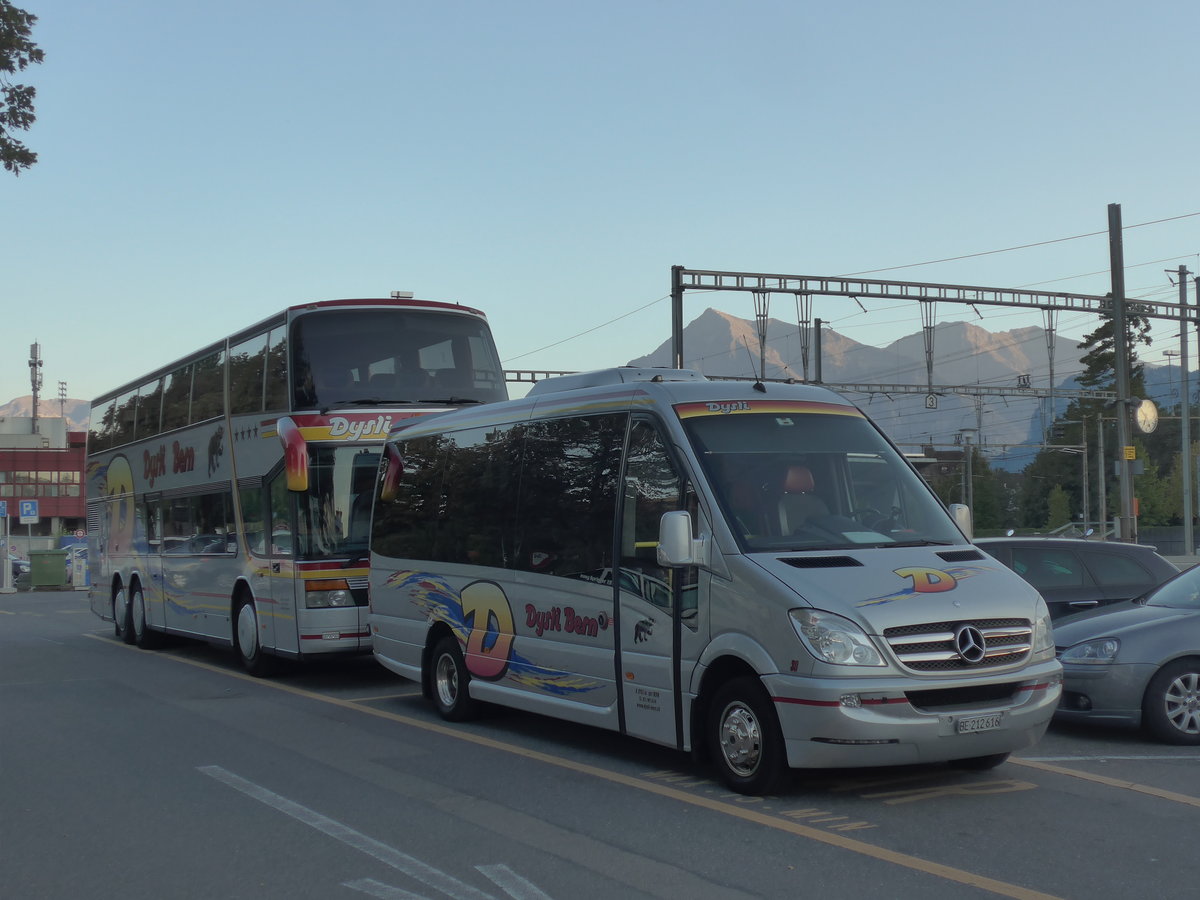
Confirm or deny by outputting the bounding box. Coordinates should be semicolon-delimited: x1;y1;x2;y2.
1136;398;1159;434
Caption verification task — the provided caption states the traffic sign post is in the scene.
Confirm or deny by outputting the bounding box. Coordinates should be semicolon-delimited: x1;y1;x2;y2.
1;503;13;594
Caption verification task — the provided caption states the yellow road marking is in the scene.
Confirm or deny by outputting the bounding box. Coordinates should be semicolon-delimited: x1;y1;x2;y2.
86;633;1061;900
1011;757;1200;808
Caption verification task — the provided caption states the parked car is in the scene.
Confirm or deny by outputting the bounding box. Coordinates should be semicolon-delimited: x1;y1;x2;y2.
1054;563;1200;744
9;554;30;582
974;537;1178;621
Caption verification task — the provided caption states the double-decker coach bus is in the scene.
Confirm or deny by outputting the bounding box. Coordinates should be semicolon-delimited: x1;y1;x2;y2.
87;295;507;674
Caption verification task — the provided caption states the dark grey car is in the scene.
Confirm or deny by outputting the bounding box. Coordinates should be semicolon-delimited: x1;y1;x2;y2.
974;537;1178;621
1054;563;1200;744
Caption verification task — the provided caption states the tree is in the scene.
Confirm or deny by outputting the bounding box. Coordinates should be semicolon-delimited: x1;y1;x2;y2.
1019;299;1154;528
1045;485;1071;531
1;1;43;176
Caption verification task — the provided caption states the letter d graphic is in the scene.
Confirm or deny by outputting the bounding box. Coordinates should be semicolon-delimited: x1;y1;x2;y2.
894;567;958;593
461;581;515;679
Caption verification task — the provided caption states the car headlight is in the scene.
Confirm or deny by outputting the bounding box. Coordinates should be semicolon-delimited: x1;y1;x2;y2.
1060;637;1120;664
790;608;885;667
1031;606;1055;661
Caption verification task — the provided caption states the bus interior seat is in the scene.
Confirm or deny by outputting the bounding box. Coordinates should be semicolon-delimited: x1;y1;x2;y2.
779;465;829;533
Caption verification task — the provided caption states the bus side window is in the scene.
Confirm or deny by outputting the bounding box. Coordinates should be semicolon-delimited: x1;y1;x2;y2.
621;420;696;620
267;471;294;557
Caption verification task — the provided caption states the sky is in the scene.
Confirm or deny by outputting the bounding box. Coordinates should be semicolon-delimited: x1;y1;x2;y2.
4;0;1200;410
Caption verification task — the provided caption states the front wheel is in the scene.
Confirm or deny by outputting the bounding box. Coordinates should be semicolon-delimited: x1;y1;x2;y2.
708;677;789;795
430;635;478;722
1142;660;1200;744
234;596;275;677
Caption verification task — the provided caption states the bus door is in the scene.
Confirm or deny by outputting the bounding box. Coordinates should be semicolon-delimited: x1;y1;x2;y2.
616;418;698;747
248;471;297;653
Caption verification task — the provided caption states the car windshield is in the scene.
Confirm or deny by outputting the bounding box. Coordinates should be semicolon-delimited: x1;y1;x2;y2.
1145;566;1200;610
680;408;963;553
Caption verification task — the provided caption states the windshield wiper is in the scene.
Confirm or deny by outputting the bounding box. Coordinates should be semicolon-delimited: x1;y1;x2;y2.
883;539;956;548
418;397;484;405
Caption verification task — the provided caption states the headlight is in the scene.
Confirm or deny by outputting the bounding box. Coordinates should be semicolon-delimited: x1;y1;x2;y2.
305;578;355;609
1060;637;1120;664
790;608;885;667
1031;606;1055;661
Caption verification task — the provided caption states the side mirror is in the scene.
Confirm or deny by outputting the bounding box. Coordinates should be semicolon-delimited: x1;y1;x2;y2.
949;503;973;541
276;417;309;493
379;443;404;502
657;510;706;567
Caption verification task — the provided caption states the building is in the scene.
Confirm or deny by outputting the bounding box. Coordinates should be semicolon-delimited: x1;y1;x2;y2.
0;415;87;551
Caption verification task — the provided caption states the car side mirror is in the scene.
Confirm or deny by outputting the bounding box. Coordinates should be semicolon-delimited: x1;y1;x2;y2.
950;503;972;540
657;510;707;568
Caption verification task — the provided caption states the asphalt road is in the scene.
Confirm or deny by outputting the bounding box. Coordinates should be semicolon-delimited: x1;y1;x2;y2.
3;589;1198;900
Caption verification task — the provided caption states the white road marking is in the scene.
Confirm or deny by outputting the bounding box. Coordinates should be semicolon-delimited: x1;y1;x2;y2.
199;765;495;900
344;877;431;900
476;864;554;900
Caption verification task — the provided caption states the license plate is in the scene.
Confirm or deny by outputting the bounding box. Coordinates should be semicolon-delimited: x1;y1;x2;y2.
957;714;1002;734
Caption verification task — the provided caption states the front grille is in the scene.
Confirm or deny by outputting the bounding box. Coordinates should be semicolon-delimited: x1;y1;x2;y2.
906;681;1023;711
883;618;1032;672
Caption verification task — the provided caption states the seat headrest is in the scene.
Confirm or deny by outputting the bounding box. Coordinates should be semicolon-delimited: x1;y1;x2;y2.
784;466;815;494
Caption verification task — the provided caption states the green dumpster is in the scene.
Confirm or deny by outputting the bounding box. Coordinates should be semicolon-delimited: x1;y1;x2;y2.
29;550;69;589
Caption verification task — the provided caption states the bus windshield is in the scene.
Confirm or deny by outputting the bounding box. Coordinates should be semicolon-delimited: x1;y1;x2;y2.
681;411;963;553
297;446;380;560
291;308;506;410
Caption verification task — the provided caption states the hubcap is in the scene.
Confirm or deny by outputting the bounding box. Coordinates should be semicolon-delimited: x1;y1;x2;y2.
132;590;144;636
435;653;459;709
718;701;762;777
113;588;127;627
1164;672;1200;735
237;603;258;657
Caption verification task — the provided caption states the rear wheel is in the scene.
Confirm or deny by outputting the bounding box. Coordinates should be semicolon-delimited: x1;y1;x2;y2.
113;584;134;645
708;677;788;795
431;635;478;722
1142;660;1200;744
130;583;162;649
234;595;275;677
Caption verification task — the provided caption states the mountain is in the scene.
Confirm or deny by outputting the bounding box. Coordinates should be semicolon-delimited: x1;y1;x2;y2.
0;396;91;432
626;309;1097;465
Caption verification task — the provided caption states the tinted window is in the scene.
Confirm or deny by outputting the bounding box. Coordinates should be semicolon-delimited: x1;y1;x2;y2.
516;414;624;577
190;351;225;423
1079;550;1153;587
229;332;268;415
1010;548;1086;589
161;365;193;431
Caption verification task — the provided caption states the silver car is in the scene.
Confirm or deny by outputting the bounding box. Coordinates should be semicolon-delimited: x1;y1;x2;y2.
1055;564;1200;744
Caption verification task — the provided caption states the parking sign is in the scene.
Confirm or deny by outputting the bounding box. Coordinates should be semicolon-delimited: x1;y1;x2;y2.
19;499;38;525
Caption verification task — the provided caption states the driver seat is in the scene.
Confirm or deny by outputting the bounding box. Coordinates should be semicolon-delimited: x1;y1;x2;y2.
779;465;829;533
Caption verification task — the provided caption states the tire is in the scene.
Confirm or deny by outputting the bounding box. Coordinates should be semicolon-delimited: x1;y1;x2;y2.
113;584;135;645
430;635;478;722
950;752;1010;771
1142;660;1200;744
234;595;275;677
130;583;162;649
708;676;789;796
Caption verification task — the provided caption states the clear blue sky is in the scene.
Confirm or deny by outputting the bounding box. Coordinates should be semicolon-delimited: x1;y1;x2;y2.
5;0;1200;406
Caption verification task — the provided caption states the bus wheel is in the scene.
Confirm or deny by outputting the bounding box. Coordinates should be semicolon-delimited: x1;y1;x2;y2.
130;583;162;649
431;635;478;722
234;596;274;677
708;677;788;796
113;584;135;645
